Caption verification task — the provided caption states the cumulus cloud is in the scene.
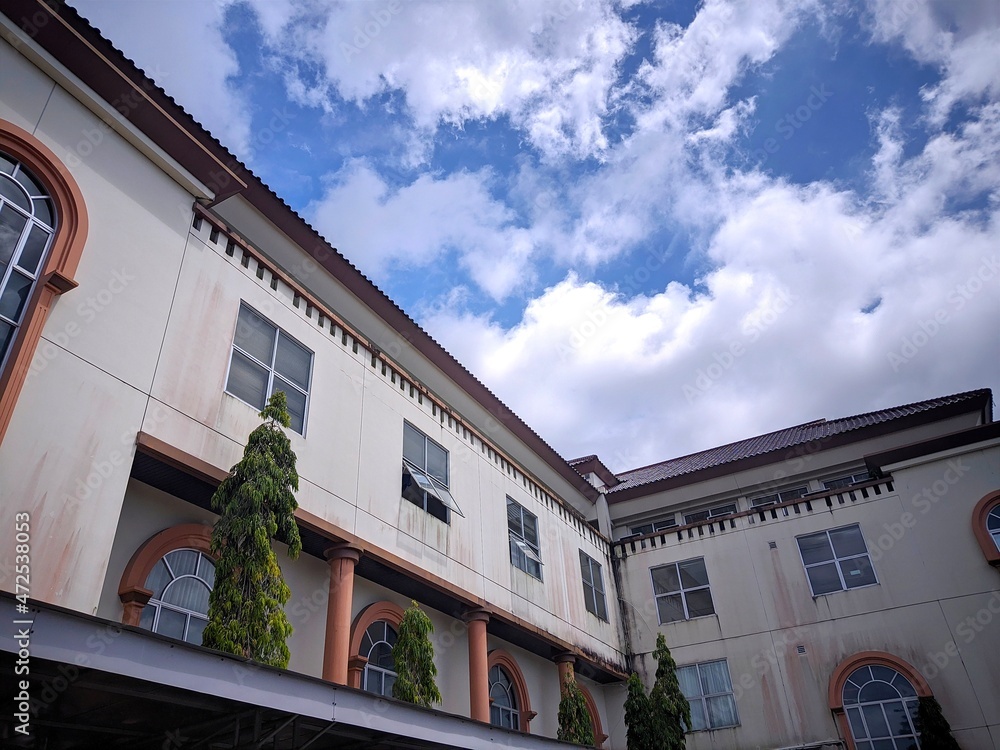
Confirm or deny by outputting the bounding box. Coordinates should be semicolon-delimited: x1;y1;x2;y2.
307;162;535;300
241;0;635;160
71;0;254;159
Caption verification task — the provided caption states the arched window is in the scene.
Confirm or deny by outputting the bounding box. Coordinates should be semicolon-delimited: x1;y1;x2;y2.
0;120;88;446
829;652;932;750
0;154;54;371
487;649;534;732
347;601;405;691
972;490;1000;566
360;620;398;696
841;665;919;749
489;664;520;729
139;548;215;645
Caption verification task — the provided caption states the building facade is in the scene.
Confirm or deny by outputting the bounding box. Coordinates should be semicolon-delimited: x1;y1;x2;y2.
0;2;997;749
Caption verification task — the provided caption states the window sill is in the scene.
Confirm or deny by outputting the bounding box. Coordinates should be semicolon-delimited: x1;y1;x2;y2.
658;613;718;627
810;582;880;598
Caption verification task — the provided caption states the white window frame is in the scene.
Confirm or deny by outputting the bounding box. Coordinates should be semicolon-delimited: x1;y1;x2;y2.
224;303;313;435
507;497;542;580
629;516;677;536
823;471;872;490
402;422;463;522
650;557;715;624
579;551;608;621
677;659;740;731
684;503;737;525
796;524;878;596
750;486;808;508
140;548;215;645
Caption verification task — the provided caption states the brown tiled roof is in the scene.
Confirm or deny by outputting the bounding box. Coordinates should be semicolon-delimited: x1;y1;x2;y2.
609;389;992;495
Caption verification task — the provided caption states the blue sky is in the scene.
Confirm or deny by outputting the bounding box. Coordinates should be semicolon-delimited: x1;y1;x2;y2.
72;0;1000;470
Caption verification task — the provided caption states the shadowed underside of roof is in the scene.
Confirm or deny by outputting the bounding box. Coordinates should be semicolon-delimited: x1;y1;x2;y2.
609;389;993;494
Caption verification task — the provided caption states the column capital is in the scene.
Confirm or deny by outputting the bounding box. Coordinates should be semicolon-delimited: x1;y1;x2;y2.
553;651;577;665
324;542;362;563
462;607;491;624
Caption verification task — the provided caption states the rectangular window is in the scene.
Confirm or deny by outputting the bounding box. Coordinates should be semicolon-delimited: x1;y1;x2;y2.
579;551;608;621
796;524;877;596
823;472;872;490
677;660;739;731
402;422;463;523
684;503;737;525
650;558;715;623
750;486;808;508
629;517;677;536
507;498;542;579
226;304;312;434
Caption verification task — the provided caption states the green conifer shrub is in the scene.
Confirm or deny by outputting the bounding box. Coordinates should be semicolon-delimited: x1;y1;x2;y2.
391;601;442;708
202;390;302;668
557;673;596;745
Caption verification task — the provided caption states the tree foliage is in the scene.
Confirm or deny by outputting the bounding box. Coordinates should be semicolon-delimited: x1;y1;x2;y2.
557;673;596;745
202;390;302;668
391;601;442;708
649;633;690;749
625;672;652;750
916;695;961;749
625;634;689;750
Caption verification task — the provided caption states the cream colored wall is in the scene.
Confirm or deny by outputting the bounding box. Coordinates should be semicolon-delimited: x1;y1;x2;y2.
141;216;627;667
0;36;195;613
618;442;1000;747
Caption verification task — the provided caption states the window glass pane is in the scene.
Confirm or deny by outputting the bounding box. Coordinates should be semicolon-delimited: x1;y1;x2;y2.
651;564;680;595
16;224;50;274
271;376;306;433
631;523;653;535
710;503;737;517
15;167;46;198
0;271;32;321
233;306;276;364
0;154;14;175
0;205;28;266
162;577;211;613
986;507;1000;531
870;666;897;684
507;500;523;536
596;589;608;620
369;642;394;670
403;423;426;467
32;198;52;227
521;512;539;547
144;559;171;598
139;604;156;630
706;694;738;727
678;558;709;588
685;588;715;617
848;707;868;738
656;593;685;623
798;532;835;564
155;607;186;640
580;553;593;586
891;673;916;698
862;704;890;737
0;320;13;362
894;740;917;750
685;510;709;524
592;562;605;594
843;680;861;705
196;554;216;587
0;175;30;212
426;440;448;485
187;616;208;645
364;667;383;695
167;549;198;577
226;350;269;410
687;698;707;730
859;681;899;703
830;526;868;558
699;661;732;694
841;555;877;588
872;741;895;750
883;701;914;735
807;562;844;595
676;666;701;698
275;333;311;390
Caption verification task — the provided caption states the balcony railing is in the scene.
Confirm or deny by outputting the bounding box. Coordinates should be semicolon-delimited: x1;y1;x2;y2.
612;477;895;559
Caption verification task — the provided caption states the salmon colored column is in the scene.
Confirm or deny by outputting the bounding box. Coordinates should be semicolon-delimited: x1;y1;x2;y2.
465;608;491;722
322;543;362;684
555;652;576;694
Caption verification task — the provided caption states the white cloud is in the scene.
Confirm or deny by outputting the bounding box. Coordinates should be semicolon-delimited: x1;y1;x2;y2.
307;162;535;300
70;0;254;159
241;0;635;160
